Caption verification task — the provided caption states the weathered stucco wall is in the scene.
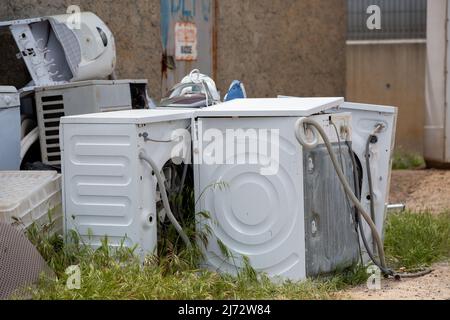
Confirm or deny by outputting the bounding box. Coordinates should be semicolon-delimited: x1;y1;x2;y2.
0;0;346;99
215;0;347;98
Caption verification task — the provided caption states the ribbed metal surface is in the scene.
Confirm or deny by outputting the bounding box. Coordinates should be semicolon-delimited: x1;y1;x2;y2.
348;0;427;40
37;94;65;165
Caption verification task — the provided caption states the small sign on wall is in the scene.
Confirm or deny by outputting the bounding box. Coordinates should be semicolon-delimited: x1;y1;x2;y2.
175;22;198;61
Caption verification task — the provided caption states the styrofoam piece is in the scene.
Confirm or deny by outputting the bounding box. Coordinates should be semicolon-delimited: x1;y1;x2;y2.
0;171;62;233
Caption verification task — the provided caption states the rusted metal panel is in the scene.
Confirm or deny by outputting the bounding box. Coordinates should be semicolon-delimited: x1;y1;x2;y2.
160;0;215;95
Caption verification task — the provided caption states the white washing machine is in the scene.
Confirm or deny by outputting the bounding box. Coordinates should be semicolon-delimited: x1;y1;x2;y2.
340;102;398;245
193;98;397;281
280;97;398;256
60;109;193;258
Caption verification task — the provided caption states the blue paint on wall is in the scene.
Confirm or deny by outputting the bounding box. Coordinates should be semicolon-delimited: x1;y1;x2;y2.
168;0;210;21
160;0;171;50
160;0;211;50
202;0;210;22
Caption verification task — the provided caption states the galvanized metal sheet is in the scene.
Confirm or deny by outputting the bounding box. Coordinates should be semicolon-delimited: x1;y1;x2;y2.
303;143;360;277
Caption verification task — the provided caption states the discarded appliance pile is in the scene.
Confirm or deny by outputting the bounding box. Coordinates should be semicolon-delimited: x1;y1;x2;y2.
1;12;400;297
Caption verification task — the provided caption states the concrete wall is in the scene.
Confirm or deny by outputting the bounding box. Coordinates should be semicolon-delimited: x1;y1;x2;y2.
425;0;448;165
215;0;347;98
346;43;426;154
0;0;346;99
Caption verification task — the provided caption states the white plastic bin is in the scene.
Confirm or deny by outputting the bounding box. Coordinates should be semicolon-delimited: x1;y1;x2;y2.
0;171;62;233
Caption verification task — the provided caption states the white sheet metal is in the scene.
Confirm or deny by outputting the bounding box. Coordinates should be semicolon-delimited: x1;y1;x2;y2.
195;98;344;117
61;109;195;124
61;111;193;258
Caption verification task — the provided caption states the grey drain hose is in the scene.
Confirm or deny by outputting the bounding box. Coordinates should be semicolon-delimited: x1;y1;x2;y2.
139;152;192;248
294;118;389;272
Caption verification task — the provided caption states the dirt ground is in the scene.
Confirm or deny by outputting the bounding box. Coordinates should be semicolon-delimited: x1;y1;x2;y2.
341;262;450;300
389;170;450;214
341;170;450;300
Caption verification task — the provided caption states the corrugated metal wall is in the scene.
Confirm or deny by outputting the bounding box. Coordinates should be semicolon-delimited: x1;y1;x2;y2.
348;0;427;40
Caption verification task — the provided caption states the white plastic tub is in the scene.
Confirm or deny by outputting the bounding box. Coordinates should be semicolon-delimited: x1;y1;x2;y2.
0;171;62;233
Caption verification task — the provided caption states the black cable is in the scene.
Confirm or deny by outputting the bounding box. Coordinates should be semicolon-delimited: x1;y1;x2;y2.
330;121;345;171
179;164;188;195
331;120;363;265
358;131;431;279
346;141;364;266
345;132;392;275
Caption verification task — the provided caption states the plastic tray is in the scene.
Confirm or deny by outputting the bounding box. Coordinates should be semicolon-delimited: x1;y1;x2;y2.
0;171;62;233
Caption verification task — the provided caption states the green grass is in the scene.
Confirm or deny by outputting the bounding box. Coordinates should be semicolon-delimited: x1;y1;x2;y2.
392;150;426;170
31;262;348;300
20;210;450;300
23;217;366;300
384;211;450;269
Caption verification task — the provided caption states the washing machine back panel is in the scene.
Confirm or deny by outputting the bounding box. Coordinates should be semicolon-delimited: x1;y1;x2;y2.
61;123;142;249
303;143;360;276
195;117;307;281
61;111;193;258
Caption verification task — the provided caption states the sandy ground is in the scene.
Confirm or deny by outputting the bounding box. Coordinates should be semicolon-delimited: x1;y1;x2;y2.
389;170;450;214
341;170;450;300
340;262;450;300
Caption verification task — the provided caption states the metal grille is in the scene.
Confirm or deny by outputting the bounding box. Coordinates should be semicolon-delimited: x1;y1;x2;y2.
0;223;54;300
36;94;65;165
348;0;427;40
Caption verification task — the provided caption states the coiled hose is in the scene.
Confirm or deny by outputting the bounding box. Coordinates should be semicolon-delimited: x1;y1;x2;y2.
139;153;192;248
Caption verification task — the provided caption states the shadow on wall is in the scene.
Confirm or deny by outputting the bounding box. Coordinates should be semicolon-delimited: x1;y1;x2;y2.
0;30;30;88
